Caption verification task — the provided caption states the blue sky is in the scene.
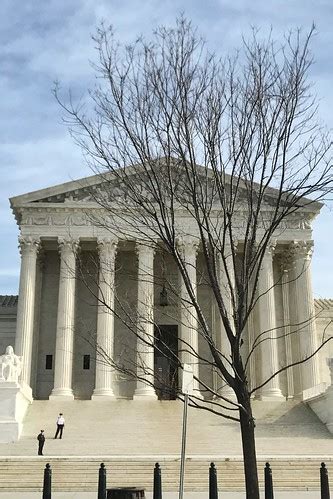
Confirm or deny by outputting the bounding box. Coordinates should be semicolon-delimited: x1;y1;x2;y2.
0;0;332;296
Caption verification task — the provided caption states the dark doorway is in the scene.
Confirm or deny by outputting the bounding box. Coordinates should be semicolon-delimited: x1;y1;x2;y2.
154;325;178;400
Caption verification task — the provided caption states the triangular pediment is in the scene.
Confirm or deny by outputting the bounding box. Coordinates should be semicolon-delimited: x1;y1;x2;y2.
10;159;322;216
10;172;107;206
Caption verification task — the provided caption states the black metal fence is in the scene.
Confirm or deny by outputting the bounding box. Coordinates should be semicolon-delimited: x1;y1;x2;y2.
42;461;331;498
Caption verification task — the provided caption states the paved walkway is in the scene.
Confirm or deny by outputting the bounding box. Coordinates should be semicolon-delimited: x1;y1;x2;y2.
0;492;324;498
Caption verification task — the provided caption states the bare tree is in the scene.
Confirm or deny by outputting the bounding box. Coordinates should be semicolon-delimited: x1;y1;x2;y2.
56;18;333;499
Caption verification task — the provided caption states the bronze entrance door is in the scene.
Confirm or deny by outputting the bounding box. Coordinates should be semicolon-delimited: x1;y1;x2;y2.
154;325;178;400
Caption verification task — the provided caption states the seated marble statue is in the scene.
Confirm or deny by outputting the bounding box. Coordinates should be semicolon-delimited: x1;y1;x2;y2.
0;346;22;383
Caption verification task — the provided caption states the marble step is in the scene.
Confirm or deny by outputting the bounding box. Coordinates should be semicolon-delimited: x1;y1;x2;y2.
0;458;331;492
0;399;332;457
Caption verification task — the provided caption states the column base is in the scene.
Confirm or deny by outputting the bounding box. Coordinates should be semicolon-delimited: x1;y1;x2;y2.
92;388;116;400
133;387;158;400
258;388;285;401
191;390;204;400
191;379;204;399
19;382;33;400
49;388;74;400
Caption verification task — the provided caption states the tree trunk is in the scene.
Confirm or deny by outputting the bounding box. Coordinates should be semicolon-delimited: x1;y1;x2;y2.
238;390;260;499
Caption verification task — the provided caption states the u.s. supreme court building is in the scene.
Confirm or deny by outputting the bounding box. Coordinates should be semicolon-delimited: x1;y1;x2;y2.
1;164;333;445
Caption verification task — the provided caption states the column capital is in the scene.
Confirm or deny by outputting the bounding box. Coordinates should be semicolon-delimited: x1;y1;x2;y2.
260;242;276;271
18;235;40;256
263;241;276;259
135;240;156;258
289;240;314;261
58;237;80;255
176;236;199;258
97;237;118;258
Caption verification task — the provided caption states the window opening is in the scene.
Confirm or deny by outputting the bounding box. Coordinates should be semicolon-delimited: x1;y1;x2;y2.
83;354;90;370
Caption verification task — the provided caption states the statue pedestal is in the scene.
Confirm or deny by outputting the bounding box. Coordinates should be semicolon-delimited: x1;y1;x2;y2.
303;360;333;435
0;381;32;443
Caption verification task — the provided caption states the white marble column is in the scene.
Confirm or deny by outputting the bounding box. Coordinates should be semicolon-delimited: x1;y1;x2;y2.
92;238;118;399
50;237;79;399
31;252;44;395
258;244;284;400
246;308;256;396
15;235;40;388
245;261;257;397
279;254;295;399
133;242;157;399
215;246;235;397
178;237;202;397
290;241;320;391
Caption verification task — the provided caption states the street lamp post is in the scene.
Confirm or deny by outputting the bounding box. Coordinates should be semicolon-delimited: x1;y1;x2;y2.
179;364;194;499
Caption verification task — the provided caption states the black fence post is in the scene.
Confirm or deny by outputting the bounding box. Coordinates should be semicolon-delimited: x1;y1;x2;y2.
320;462;330;499
42;463;51;499
98;463;107;499
153;462;162;499
264;462;274;499
209;462;218;499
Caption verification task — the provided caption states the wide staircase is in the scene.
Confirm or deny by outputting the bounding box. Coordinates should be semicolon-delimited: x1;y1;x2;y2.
0;399;331;492
0;456;332;492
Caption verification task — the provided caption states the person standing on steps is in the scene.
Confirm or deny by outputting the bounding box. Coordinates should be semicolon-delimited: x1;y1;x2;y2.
37;430;45;455
54;413;65;439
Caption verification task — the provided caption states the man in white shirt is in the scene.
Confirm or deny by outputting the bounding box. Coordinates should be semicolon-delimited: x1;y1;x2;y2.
54;413;65;439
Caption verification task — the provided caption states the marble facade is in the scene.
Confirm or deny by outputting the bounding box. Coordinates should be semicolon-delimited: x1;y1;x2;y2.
2;169;332;403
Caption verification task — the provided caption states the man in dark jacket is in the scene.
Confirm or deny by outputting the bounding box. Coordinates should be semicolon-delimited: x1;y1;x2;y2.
37;430;45;456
